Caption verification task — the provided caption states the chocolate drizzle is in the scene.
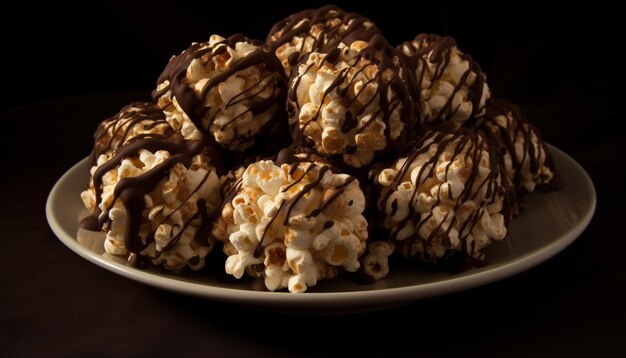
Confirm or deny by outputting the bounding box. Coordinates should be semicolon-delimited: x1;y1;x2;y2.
377;122;513;261
400;34;487;125
287;34;414;167
152;34;286;151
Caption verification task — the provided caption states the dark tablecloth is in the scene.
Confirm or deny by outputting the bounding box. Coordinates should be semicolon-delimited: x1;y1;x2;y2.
1;91;624;357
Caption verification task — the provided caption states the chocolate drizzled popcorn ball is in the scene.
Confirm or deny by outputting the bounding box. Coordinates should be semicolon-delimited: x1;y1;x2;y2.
374;123;513;264
81;132;222;271
399;34;490;126
288;35;413;168
267;5;380;76
477;99;555;194
212;158;367;292
153;34;286;152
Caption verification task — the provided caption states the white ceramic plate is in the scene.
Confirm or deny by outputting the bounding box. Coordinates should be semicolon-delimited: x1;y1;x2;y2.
46;145;595;313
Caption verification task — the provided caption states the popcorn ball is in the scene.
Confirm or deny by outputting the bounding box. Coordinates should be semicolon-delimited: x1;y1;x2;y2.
476;99;555;194
287;35;414;168
81;136;222;271
153;34;286;151
212;157;368;292
399;34;490;126
374;122;513;264
266;5;380;76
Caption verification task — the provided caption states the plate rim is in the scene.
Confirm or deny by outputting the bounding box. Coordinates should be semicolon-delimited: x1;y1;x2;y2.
46;144;596;307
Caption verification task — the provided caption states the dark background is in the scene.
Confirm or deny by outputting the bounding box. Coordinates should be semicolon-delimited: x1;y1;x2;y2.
2;1;625;357
3;1;621;111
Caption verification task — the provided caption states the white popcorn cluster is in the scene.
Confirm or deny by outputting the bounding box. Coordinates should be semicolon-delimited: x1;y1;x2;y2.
81;149;221;271
154;34;283;151
480;100;554;193
289;40;406;168
376;125;509;261
400;34;490;125
212;159;368;292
